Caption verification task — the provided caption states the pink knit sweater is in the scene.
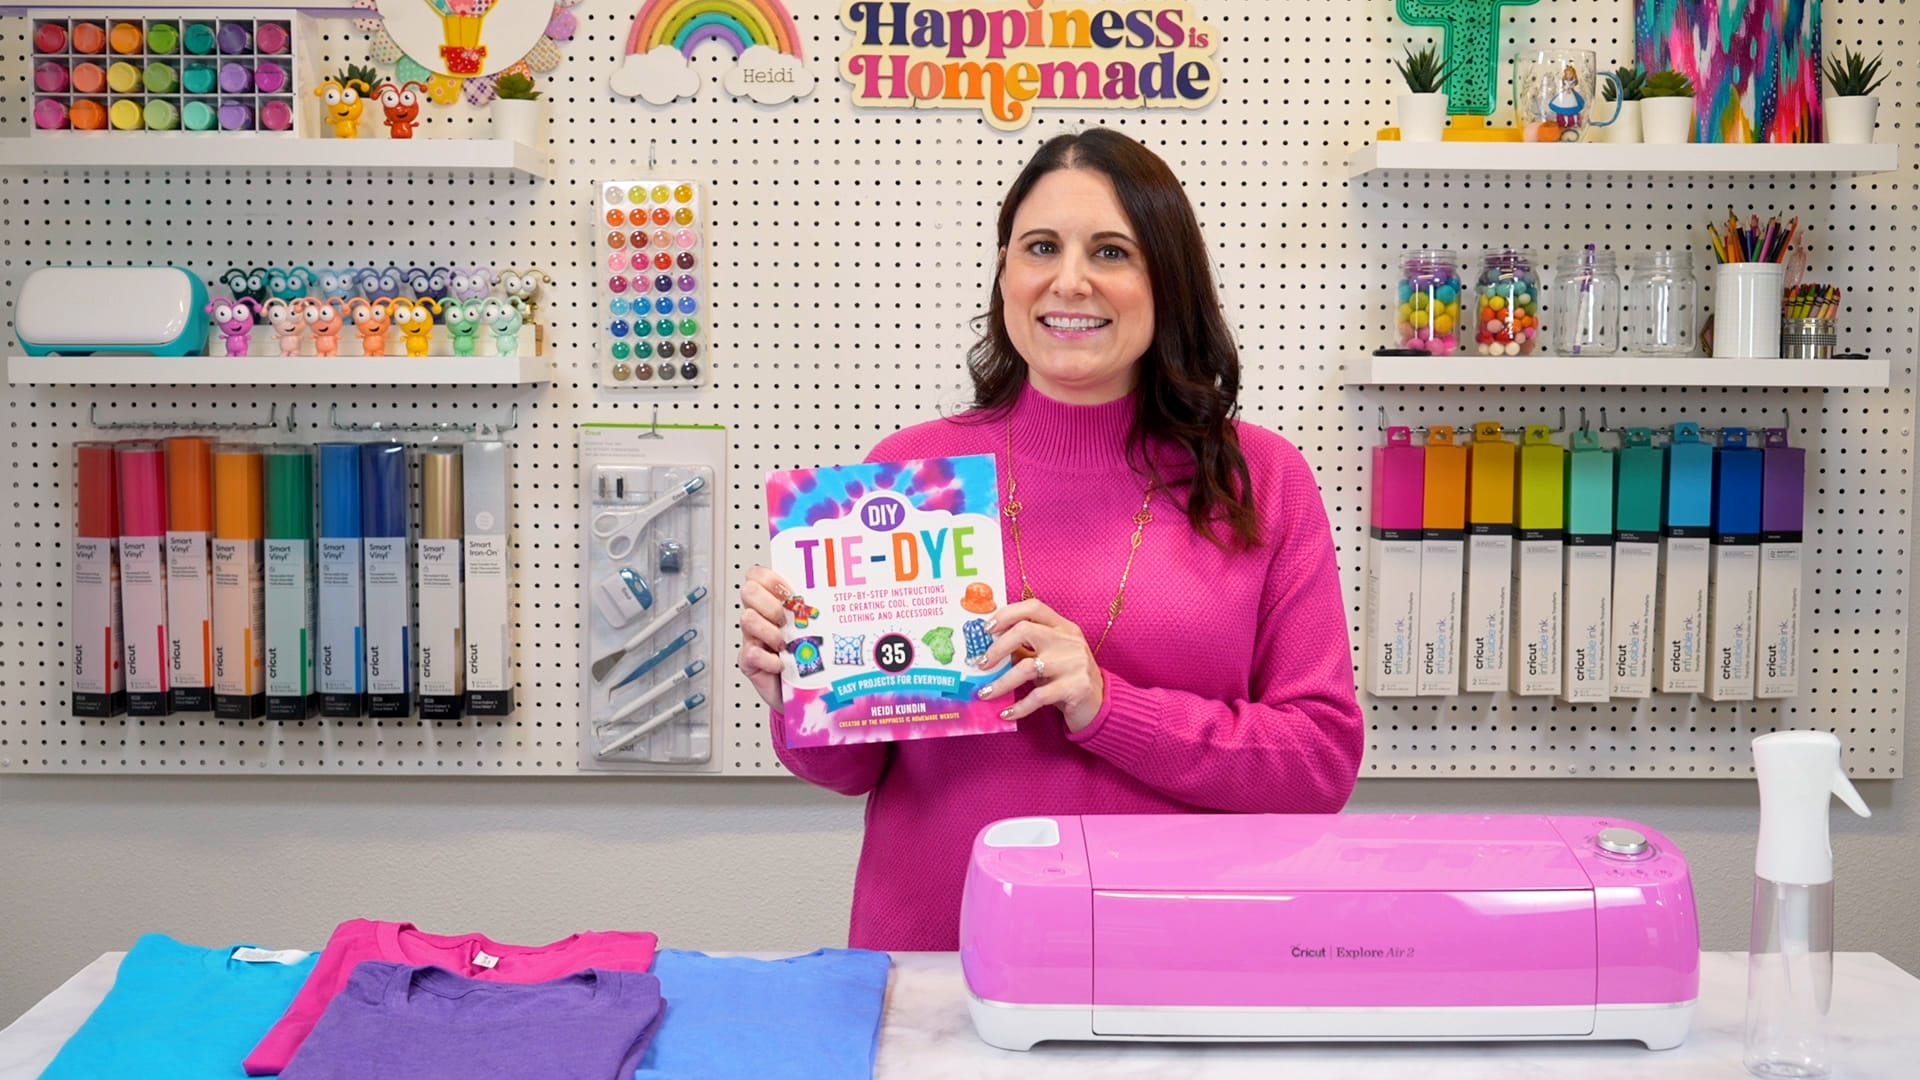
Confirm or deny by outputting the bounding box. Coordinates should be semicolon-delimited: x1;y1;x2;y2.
771;382;1364;950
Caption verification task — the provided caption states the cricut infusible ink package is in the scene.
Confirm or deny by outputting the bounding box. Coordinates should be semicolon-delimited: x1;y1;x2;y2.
578;424;724;773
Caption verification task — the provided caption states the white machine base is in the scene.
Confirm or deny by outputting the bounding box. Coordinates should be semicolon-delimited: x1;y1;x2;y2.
968;992;1696;1051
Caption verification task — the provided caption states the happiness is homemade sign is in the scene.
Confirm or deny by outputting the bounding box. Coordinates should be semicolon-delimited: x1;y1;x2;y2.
839;0;1219;130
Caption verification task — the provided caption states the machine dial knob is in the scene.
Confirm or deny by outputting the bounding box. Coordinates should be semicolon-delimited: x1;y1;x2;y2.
1596;827;1650;857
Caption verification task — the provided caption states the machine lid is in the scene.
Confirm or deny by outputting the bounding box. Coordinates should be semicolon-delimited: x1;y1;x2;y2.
1080;814;1593;893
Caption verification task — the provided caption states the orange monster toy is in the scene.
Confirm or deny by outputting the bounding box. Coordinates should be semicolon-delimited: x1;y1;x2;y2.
346;297;396;358
376;81;427;139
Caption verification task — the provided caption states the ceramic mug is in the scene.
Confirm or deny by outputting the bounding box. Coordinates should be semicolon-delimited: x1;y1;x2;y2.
1516;49;1622;142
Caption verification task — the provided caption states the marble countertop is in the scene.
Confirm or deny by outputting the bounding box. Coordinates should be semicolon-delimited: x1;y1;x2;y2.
5;951;1914;1078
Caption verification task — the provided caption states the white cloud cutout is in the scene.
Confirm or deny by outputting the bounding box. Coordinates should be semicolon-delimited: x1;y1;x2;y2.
610;44;699;105
721;45;816;105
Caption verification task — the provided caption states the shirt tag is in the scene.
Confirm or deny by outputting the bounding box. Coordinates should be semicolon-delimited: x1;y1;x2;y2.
231;947;312;965
472;949;500;970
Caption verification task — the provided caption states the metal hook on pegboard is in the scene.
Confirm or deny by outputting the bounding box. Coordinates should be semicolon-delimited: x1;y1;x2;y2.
328;402;518;436
649;139;657;173
1377;404;1566;439
639;405;664;439
89;401;292;432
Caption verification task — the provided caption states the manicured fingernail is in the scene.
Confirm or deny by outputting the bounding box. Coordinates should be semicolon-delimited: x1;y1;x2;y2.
982;615;997;632
977;684;995;699
999;708;1013;719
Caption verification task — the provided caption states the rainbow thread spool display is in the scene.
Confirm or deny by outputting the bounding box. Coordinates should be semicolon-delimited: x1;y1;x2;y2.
1472;249;1539;356
31;12;299;135
1397;250;1463;355
599;181;710;388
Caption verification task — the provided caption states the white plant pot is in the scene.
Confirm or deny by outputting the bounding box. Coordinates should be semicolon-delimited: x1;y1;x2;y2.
490;98;545;147
1603;100;1643;143
1398;92;1448;142
1641;97;1694;144
1823;95;1878;144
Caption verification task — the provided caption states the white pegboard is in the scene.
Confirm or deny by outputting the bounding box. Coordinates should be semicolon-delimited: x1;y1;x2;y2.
0;1;1910;777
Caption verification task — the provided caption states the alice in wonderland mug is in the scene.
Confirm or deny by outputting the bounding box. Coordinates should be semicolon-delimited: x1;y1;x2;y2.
1516;49;1623;142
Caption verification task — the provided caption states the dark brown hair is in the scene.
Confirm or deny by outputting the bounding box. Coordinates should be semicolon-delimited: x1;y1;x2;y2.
966;128;1258;548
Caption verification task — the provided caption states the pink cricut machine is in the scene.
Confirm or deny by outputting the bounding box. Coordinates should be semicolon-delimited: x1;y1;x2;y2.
960;814;1698;1051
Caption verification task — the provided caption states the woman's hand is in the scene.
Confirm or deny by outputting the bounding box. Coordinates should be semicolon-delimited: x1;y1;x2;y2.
738;565;792;713
972;599;1104;732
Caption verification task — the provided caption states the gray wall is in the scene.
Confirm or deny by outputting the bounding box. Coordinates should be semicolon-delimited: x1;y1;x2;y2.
3;724;1913;1024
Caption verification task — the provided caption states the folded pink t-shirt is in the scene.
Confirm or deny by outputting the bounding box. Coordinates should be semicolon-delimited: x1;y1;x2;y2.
244;919;659;1075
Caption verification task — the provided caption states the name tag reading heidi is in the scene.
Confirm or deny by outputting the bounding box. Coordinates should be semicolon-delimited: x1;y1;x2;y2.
766;454;1016;747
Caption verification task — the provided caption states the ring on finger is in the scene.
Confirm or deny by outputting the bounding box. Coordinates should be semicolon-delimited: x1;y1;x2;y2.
1032;656;1048;680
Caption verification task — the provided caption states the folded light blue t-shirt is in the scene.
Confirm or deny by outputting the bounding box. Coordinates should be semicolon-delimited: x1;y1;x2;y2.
41;933;320;1080
637;948;891;1080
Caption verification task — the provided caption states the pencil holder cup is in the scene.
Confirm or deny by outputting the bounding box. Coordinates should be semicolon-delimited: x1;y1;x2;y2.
1711;262;1785;359
1780;317;1836;360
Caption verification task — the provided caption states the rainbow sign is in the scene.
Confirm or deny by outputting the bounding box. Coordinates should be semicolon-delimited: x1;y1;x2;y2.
626;0;806;60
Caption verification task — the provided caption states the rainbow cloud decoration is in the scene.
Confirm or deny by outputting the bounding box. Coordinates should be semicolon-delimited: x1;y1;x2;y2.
610;0;815;105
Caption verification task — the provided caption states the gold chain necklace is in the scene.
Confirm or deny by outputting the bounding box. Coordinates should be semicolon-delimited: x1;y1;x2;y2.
1001;414;1155;659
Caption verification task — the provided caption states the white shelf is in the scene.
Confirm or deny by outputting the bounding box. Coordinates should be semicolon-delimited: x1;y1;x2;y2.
6;354;549;386
1351;353;1890;389
1349;141;1900;178
0;136;545;177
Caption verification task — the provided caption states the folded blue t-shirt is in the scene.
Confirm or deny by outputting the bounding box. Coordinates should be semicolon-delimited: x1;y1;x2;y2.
41;933;320;1080
637;948;891;1080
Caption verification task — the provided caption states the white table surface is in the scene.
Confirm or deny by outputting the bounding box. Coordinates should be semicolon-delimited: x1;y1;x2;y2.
2;950;1913;1078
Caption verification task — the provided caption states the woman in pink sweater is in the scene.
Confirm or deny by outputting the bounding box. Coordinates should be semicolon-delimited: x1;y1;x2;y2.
738;129;1364;951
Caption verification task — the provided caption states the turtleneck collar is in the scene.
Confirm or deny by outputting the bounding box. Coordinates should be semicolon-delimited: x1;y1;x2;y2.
1005;379;1143;473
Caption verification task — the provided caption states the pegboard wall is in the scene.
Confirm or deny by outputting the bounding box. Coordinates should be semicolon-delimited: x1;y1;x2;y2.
0;0;1911;778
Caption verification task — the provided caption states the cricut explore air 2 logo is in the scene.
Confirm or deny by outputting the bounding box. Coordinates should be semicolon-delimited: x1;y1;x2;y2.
840;0;1219;130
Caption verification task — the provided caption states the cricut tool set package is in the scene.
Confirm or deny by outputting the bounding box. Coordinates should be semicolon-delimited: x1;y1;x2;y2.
578;424;724;772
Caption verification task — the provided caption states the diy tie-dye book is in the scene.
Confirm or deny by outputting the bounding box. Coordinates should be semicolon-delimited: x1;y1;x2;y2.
766;454;1017;747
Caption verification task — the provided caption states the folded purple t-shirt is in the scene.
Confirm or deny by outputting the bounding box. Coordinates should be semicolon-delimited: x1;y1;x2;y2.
278;961;663;1080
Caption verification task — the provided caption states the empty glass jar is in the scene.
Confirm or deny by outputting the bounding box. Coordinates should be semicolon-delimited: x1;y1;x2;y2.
1550;247;1621;355
1472;249;1540;356
1624;250;1699;356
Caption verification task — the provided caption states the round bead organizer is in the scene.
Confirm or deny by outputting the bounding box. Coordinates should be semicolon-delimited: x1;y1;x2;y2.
31;14;298;134
598;180;709;389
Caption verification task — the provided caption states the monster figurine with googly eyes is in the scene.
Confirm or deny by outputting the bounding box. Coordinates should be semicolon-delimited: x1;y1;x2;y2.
220;267;270;306
314;78;370;139
206;297;259;357
376;80;427;139
346;297;396;358
301;297;348;358
480;298;524;356
406;266;452;306
392;298;442;357
317;268;359;301
449;267;499;304
355;266;408;302
267;266;315;303
259;297;305;357
500;268;552;321
443;299;485;357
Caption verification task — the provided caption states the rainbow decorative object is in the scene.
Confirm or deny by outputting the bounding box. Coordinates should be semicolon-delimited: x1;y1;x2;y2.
1635;0;1823;142
364;0;575;106
610;0;813;106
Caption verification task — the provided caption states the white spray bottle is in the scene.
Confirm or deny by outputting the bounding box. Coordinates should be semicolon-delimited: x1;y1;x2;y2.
1743;731;1870;1079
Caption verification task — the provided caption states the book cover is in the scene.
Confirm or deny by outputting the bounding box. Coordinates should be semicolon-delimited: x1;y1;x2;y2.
766;454;1015;747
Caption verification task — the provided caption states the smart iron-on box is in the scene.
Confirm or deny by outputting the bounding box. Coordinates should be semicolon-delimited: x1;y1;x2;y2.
961;814;1698;1051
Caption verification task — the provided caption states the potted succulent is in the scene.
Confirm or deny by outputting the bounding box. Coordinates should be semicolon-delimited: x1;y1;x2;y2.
1600;64;1646;143
1823;47;1886;144
1640;69;1695;144
1393;44;1451;142
490;72;544;148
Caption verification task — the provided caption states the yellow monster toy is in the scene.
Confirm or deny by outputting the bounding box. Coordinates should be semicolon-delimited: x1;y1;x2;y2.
314;78;371;139
393;297;443;358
